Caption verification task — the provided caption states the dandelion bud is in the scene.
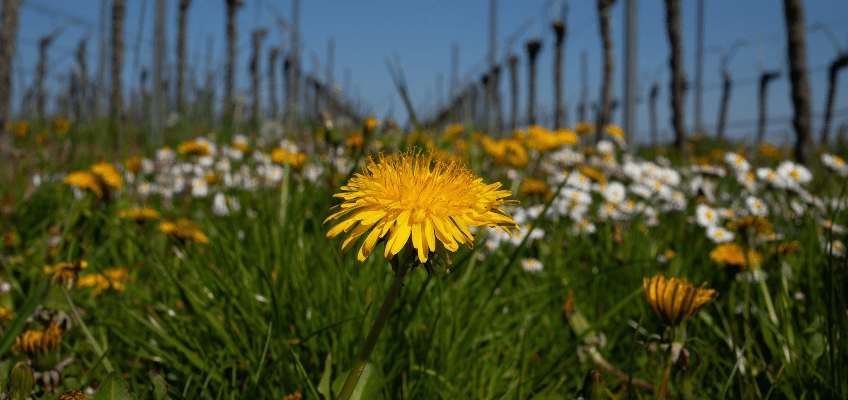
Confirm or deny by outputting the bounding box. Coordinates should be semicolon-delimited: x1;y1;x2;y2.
8;361;34;400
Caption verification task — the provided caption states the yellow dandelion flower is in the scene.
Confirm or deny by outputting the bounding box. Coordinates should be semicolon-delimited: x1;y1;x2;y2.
271;148;308;170
119;206;161;222
578;166;607;184
709;243;761;269
54;117;70;134
178;140;210;156
159;219;209;243
518;178;553;201
64;171;103;198
555;129;579;145
324;150;520;263
0;307;15;322
442;123;465;141
606;125;625;139
347;133;365;148
574;122;595;134
284;391;303;400
14;121;30;139
125;156;143;174
364;116;379;133
644;275;718;327
90;162;123;192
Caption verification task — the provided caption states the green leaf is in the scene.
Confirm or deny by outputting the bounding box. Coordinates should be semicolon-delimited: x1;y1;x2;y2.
808;332;826;360
94;372;139;400
317;353;332;399
331;362;384;400
151;373;168;400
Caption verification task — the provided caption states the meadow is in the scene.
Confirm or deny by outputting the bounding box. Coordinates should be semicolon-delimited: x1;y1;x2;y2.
0;116;846;399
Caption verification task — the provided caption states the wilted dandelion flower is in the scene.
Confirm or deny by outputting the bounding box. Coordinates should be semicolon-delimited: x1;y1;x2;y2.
324;150;519;264
13;322;63;355
44;260;88;286
643;275;718;327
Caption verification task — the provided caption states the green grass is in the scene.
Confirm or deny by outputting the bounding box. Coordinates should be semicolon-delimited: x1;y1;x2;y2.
0;119;846;399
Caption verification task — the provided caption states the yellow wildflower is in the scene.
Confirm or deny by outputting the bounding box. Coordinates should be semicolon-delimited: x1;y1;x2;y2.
54;117;70;135
518;178;553;201
159;219;209;243
12;322;63;355
324;150;519;263
0;307;14;322
364;115;379;133
177;140;210;156
14;121;30;139
606;125;625;139
44;260;88;285
65;171;103;198
347;133;365;148
574;122;595;134
119;206;160;222
709;243;761;269
271;148;308;170
644;275;718;327
442;123;465;142
125;156;142;174
90;162;123;192
578;166;607;184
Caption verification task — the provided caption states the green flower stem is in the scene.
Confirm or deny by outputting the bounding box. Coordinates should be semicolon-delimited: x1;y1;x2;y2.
754;267;779;325
337;262;410;400
61;287;115;373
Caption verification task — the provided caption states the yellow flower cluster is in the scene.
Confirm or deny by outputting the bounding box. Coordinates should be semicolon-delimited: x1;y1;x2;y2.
77;267;128;295
13;322;63;355
325;150;519;263
644;275;718;327
271;148;308;170
159;219;209;243
64;162;123;198
709;243;762;269
177;140;210;156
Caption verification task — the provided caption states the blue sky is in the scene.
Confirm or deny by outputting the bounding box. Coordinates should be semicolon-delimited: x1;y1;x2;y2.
11;0;848;144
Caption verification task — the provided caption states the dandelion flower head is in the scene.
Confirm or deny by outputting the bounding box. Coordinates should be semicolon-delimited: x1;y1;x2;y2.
644;275;718;327
325;149;520;263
